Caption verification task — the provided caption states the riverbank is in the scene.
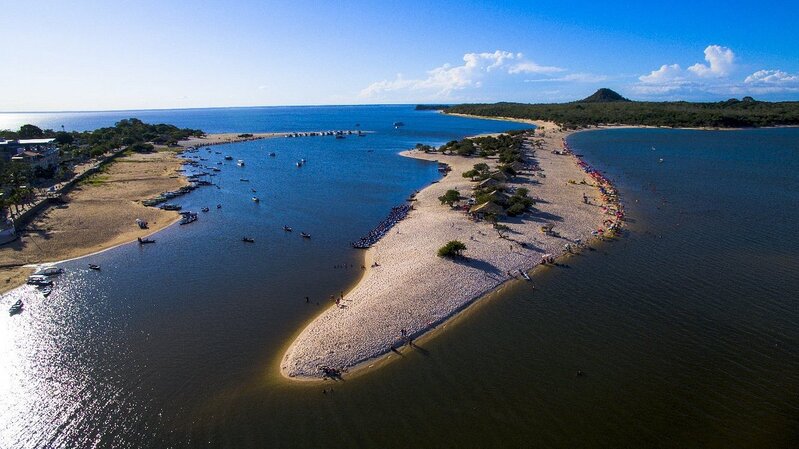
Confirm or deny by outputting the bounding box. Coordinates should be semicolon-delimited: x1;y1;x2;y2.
281;121;621;379
0;150;187;293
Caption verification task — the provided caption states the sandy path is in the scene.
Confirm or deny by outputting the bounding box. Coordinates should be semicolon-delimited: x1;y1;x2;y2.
281;123;615;379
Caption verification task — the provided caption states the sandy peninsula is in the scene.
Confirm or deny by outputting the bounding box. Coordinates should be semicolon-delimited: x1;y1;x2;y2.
281;122;623;379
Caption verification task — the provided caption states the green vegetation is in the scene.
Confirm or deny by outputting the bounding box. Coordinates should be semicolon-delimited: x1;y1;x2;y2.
1;119;204;160
438;189;461;206
462;162;491;180
444;89;799;129
414;105;451;111
438;131;528;160
437;240;467;258
414;143;435;152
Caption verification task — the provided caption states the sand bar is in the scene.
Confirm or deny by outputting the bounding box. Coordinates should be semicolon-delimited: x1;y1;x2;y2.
281;122;622;379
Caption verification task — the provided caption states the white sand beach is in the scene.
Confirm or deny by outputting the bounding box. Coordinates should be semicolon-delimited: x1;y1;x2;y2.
281;122;623;379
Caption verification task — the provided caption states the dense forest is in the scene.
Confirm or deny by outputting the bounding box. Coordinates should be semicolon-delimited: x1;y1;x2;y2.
421;89;799;129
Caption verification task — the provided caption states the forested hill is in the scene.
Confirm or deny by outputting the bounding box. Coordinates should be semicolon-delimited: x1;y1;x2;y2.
437;89;799;128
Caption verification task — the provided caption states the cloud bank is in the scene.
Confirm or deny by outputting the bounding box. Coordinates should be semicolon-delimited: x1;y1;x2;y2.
359;50;584;99
634;45;799;97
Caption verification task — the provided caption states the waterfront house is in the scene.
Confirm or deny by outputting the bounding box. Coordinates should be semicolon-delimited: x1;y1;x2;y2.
2;138;60;170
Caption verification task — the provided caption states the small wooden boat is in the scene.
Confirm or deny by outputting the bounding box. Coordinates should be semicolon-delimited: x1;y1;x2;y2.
242;237;255;243
240;178;250;182
224;155;233;160
252;197;260;203
9;300;23;315
283;225;293;232
27;275;53;286
137;237;156;244
201;207;210;212
179;213;198;225
269;152;276;157
301;232;311;239
40;286;52;297
88;264;101;271
34;266;63;276
217;204;222;209
518;269;531;281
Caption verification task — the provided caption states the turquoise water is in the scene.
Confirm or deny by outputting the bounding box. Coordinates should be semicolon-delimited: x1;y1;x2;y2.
1;108;797;448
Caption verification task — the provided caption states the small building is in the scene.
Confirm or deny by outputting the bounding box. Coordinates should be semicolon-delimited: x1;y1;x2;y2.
509;161;527;172
490;171;509;182
468;201;505;217
3;138;59;170
477;177;502;190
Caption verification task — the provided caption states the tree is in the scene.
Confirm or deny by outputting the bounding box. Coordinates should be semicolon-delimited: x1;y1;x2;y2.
438;240;467;258
494;224;510;238
438;189;460;206
18;124;44;139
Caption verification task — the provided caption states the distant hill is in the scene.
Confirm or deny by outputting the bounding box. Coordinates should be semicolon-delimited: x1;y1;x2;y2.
443;91;799;129
577;88;631;103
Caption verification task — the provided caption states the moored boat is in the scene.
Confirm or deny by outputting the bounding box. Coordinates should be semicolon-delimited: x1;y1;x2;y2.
283;225;293;232
301;232;311;239
9;299;23;315
242;237;255;243
88;264;101;271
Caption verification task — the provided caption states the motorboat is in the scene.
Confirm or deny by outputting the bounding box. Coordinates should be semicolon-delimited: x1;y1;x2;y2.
240;178;249;182
296;161;303;168
393;121;405;128
518;269;531;281
160;203;181;211
9;300;23;315
88;264;101;271
179;212;198;225
224;155;233;160
242;237;255;243
137;237;156;244
269;152;276;157
27;275;53;286
201;207;210;212
300;232;311;239
237;160;245;167
283;225;293;232
252;197;260;203
40;286;52;297
34;266;63;276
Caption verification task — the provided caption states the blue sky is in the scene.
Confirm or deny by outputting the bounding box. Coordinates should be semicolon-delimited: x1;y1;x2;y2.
2;0;798;111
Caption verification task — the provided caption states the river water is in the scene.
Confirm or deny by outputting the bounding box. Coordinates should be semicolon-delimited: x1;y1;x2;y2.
1;108;797;448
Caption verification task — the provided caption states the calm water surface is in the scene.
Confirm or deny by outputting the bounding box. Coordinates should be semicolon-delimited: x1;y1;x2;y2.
1;109;797;448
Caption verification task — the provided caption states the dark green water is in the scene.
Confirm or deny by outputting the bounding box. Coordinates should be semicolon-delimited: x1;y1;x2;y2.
2;114;798;448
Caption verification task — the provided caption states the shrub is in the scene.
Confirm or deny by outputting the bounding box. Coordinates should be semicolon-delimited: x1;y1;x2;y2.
438;240;467;258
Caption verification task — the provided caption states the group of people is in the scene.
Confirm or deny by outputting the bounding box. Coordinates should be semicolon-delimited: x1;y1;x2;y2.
569;140;625;236
351;204;412;249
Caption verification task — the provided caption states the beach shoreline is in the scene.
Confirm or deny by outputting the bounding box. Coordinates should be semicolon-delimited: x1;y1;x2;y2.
280;120;624;380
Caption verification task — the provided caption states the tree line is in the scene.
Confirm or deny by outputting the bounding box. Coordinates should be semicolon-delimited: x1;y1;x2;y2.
432;97;799;129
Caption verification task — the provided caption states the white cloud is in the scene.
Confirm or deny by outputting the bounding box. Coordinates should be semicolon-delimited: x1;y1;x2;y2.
744;69;799;85
508;61;565;74
359;50;567;99
639;64;684;84
687;45;735;77
525;73;606;83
